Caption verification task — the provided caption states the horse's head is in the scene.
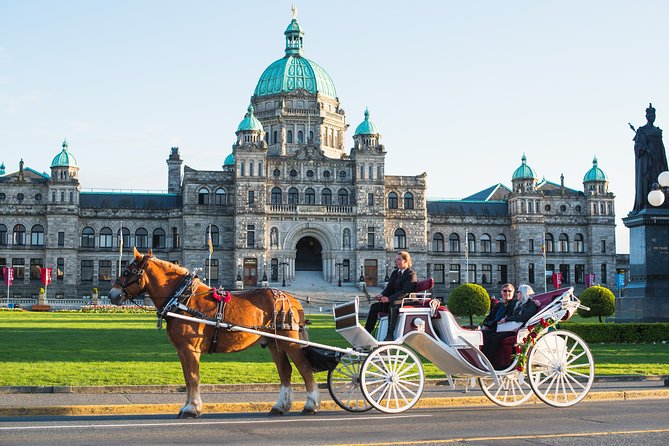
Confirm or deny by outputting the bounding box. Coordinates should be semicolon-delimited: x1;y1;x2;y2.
109;247;153;305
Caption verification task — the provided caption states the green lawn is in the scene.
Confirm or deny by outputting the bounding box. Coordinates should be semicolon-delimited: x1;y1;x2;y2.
0;311;667;386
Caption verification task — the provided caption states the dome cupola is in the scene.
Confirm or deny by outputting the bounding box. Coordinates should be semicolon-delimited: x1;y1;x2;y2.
50;139;78;168
237;105;263;132
583;156;607;182
354;108;380;136
512;153;537;180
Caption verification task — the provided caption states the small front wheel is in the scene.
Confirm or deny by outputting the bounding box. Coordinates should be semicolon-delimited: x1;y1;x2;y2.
360;345;424;413
527;330;595;407
479;370;533;407
327;353;372;412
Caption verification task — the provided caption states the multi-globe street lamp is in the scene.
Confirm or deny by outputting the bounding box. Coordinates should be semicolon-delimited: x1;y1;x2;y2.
647;171;669;206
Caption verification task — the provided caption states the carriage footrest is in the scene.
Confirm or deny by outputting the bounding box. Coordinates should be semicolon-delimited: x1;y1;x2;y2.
303;346;342;372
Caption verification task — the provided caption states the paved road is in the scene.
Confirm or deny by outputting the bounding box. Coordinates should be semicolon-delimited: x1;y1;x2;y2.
0;399;668;445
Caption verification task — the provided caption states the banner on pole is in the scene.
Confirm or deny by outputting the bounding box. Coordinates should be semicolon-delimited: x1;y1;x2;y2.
585;273;596;288
3;267;13;286
552;272;562;289
40;267;53;286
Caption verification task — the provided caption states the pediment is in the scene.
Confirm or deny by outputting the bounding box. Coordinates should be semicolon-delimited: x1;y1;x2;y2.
293;145;326;160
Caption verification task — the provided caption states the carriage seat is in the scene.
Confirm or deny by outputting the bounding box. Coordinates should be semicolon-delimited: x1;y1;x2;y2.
399;278;435;308
432;308;483;348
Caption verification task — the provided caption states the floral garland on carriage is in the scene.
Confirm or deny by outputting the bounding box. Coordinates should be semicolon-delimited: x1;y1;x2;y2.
513;317;558;372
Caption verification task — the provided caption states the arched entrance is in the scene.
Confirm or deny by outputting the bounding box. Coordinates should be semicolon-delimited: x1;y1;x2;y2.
295;236;322;271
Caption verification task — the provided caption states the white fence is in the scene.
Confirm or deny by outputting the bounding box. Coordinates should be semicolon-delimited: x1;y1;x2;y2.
1;297;151;310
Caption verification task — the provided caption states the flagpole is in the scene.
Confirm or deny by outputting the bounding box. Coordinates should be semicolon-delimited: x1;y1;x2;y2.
464;228;469;284
542;237;547;293
118;221;123;276
207;225;213;287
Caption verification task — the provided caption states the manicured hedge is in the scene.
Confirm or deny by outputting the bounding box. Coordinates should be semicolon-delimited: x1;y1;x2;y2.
558;322;669;343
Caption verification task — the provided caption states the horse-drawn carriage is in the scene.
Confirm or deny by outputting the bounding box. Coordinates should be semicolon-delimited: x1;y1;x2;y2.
110;248;595;417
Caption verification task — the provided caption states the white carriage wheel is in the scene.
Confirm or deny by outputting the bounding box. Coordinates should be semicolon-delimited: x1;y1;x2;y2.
479;369;533;407
527;330;595;407
327;353;373;412
360;345;424;414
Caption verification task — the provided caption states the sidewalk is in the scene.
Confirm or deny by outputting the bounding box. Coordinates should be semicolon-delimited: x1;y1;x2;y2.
1;376;667;417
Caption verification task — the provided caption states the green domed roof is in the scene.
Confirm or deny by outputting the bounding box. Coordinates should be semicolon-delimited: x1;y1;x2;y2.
223;152;235;166
583;156;607;182
50;139;78;168
236;105;263;132
254;15;337;98
512;153;537;180
354;108;380;135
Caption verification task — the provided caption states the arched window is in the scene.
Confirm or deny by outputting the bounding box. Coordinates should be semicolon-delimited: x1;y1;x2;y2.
31;224;44;246
172;227;180;249
117;227;130;248
309;130;314;141
343;228;351;248
198;187;209;205
481;233;491;253
0;224;7;246
297;130;304;143
449;233;460;252
467;233;476;253
258;161;263;177
305;188;315;205
271;187;282;204
432;233;444;252
249;161;254;177
545;233;554;253
394;228;407;249
388;192;398;209
273;131;278;144
575;233;584;253
81;227;95;248
338;188;349;205
288;187;299;204
215;188;227;205
404;192;414;209
152;228;166;249
99;227;113;248
287;130;293;143
321;188;332;205
559;233;569;252
13;224;26;245
496;234;507;253
207;225;219;247
135;228;148;249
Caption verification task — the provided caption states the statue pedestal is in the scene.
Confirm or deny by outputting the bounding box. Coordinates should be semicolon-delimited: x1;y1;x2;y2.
234;280;244;290
38;294;47;306
357;281;366;291
260;280;269;288
619;209;669;321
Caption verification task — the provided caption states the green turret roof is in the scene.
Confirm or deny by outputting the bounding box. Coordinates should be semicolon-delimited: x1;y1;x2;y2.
223;152;235;166
254;15;337;98
583;156;607;182
50;139;78;168
354;108;381;136
512;153;537;180
236;105;263;132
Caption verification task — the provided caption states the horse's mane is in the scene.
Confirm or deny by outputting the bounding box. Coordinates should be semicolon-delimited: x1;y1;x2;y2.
148;255;191;277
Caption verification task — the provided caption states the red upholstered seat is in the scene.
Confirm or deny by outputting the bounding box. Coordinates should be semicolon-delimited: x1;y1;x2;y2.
494;336;517;370
416;278;434;292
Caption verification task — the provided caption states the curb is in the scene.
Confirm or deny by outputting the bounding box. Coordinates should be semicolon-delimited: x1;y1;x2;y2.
1;389;668;417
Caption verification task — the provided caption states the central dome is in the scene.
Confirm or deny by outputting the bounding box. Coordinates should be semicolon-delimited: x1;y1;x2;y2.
253;16;337;98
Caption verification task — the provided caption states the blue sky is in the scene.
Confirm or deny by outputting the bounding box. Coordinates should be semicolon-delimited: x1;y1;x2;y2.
2;0;668;254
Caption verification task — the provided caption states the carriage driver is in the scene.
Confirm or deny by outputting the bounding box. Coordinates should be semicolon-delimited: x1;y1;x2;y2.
364;251;418;341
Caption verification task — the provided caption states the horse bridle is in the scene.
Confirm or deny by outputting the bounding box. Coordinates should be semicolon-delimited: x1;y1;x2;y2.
114;255;151;301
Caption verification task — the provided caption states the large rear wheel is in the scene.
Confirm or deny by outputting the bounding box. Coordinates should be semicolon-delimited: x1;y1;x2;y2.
479;370;533;407
327;353;372;412
360;345;424;413
527;330;594;407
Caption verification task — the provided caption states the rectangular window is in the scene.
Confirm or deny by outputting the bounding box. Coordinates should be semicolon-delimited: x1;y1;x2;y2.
600;240;606;254
30;258;43;281
368;165;373;180
248;191;255;206
449;264;460;285
99;260;112;281
116;260;128;277
367;193;374;206
546;263;555;285
246;225;255;248
0;226;7;245
81;260;94;282
575;264;585;283
468;264;477;283
481;264;492;284
434;264;445;284
342;259;350;282
367;227;375;248
12;258;25;280
0;258;5;280
359;165;364;180
206;259;219;282
529;238;534;252
57;258;64;281
498;264;508;284
601;263;607;283
58;231;65;247
559;264;570;284
528;263;535;283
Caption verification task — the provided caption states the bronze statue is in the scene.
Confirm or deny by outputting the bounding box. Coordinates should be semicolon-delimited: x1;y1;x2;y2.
631;103;668;213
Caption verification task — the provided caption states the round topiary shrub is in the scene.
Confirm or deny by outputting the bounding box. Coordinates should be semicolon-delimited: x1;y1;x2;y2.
577;285;615;322
447;283;490;327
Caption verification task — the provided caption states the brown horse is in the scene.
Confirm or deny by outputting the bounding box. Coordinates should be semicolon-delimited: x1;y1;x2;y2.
108;247;320;418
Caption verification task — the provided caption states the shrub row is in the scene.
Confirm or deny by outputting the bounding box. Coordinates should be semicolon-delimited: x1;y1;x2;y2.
558;322;669;343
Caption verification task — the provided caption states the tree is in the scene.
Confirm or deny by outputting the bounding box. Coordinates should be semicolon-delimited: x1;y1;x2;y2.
577;285;615;322
447;283;490;327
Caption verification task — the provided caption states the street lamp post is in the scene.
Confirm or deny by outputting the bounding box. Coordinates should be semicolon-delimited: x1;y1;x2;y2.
384;261;390;282
647;171;669;206
335;262;342;287
359;264;365;283
280;260;289;287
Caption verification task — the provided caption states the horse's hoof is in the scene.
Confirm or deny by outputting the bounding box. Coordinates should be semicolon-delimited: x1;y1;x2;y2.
301;408;317;415
268;408;285;416
177;410;200;419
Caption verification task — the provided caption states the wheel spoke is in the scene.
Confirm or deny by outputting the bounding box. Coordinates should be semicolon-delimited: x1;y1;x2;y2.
564;371;587;389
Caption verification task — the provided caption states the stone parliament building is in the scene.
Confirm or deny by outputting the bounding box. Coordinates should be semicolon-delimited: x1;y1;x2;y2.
0;15;617;302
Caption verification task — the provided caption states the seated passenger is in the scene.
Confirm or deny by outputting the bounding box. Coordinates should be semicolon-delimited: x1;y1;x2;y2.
481;284;537;368
364;251;417;341
480;283;517;334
